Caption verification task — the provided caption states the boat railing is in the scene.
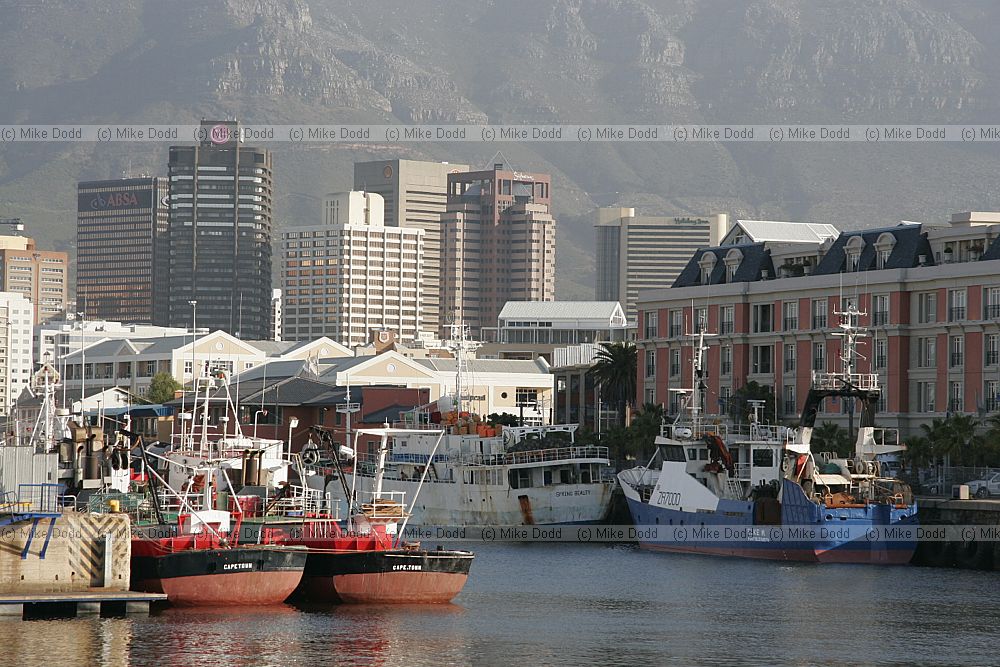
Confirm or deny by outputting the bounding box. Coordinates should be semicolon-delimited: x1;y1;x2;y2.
460;445;610;467
390;421;442;431
811;371;879;391
731;462;752;480
660;421;728;441
360;491;408;519
267;484;334;519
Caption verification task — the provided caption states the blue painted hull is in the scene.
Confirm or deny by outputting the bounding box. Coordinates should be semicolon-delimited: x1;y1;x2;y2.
626;480;917;564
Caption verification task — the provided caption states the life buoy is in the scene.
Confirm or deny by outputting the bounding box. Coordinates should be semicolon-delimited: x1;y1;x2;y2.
302;447;320;466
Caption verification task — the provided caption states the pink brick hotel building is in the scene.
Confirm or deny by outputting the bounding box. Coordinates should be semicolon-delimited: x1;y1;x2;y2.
635;213;1000;436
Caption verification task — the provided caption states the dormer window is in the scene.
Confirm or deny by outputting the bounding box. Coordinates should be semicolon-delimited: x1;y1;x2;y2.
698;253;717;285
874;232;896;270
724;249;743;282
845;236;864;272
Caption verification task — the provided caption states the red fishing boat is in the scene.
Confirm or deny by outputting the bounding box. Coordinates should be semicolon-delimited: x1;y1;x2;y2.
284;427;474;604
129;448;307;607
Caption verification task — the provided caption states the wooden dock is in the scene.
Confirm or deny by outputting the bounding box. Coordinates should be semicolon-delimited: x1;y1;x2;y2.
0;591;167;619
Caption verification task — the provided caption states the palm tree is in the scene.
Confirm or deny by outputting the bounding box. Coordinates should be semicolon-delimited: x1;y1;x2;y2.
588;341;637;427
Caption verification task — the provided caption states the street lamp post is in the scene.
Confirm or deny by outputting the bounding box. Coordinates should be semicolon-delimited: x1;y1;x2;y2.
287;416;299;457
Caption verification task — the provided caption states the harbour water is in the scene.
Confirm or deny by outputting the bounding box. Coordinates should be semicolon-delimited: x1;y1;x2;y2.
4;542;997;666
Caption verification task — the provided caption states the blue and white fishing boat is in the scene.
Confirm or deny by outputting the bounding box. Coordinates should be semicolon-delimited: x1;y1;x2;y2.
619;305;917;564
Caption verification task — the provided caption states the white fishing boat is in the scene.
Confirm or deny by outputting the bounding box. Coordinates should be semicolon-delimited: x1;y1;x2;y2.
304;420;616;526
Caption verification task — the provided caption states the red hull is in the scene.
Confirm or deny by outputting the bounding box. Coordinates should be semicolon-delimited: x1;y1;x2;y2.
333;571;470;604
133;570;304;607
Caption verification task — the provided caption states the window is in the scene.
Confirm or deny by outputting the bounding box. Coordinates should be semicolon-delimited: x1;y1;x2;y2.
876;247;891;269
948;289;967;322
645;350;656;378
752;304;773;333
949;381;963;413
783;343;796;373
877;387;888;413
669;310;683;337
783;385;797;415
721;346;732;376
986;380;1000;412
988;335;1000;367
875;338;887;370
813;342;826;372
872;295;889;326
720;306;735;334
752;449;774;468
811;299;827;329
670;349;680;377
644;311;658;339
719;386;731;412
644;388;655;405
515;388;538;406
782;301;798;331
918;292;937;324
694;307;707;333
949;335;964;368
918;337;936;368
916;382;935;413
751;345;772;374
985;287;1000;319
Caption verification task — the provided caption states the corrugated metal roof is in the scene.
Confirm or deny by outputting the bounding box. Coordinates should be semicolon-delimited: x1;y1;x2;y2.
731;220;840;244
414;357;550;374
498;301;624;322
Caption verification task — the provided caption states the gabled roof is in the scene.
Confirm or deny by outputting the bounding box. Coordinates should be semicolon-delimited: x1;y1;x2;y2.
813;223;931;275
498;301;627;324
62;338;147;359
244;340;299;356
724;220;840;245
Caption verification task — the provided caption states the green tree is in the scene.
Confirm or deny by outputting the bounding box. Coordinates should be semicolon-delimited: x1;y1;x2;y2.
146;372;182;404
811;421;853;456
587;341;637;427
728;381;776;425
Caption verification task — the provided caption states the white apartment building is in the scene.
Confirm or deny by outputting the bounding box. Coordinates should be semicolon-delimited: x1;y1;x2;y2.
0;292;34;413
282;191;424;347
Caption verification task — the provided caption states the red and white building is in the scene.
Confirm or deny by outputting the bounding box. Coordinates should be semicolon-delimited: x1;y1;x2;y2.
635;213;1000;436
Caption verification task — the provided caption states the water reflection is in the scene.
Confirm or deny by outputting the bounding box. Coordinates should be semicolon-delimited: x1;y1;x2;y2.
2;544;998;667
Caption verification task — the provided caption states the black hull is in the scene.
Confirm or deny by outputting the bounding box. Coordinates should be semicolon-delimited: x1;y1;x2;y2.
132;546;307;581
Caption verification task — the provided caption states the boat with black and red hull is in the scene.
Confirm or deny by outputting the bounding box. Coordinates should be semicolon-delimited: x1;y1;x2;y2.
123;438;307;607
283;426;474;604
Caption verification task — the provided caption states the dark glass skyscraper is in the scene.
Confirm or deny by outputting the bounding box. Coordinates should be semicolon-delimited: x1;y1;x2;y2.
77;177;169;323
162;120;273;338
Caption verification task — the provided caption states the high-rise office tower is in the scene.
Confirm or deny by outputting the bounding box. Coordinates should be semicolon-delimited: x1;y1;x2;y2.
595;208;729;321
163;120;273;338
76;177;169;323
440;163;556;334
0;291;34;413
353;159;467;334
0;235;68;324
281;191;423;346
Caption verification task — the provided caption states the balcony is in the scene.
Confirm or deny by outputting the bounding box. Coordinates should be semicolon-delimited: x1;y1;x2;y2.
720;321;734;334
872;311;889;326
985;304;1000;319
812;316;827;329
948;307;967;322
988;351;1000;366
950;353;964;368
783;318;798;331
